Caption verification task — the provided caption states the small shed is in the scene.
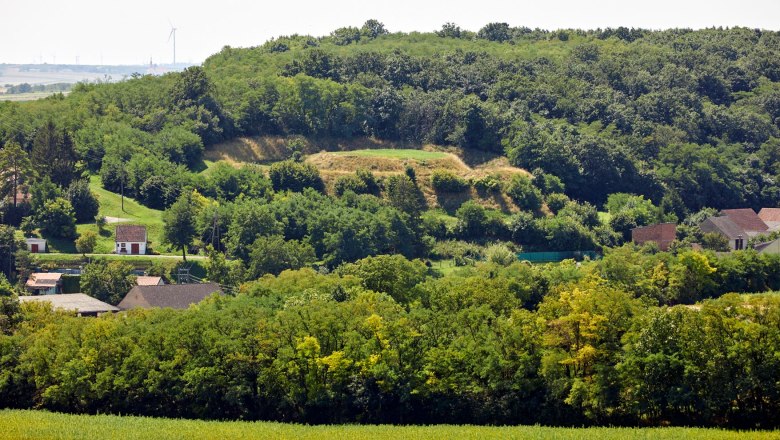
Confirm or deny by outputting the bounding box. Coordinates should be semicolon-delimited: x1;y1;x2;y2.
25;238;46;253
115;225;147;255
25;273;63;295
19;293;119;317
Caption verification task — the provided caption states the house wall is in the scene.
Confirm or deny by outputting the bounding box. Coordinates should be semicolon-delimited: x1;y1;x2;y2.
115;241;147;255
25;239;46;253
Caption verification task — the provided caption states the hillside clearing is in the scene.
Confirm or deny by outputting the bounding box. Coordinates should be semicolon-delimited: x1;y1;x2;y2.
0;410;773;440
62;176;168;254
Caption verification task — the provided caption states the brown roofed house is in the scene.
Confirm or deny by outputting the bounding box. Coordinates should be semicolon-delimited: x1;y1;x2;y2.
25;272;63;295
118;283;223;310
719;209;768;236
115;225;147;255
631;223;677;251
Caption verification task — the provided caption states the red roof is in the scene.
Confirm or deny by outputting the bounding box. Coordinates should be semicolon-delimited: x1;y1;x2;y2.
631;223;677;251
720;209;768;233
758;208;780;223
115;225;147;243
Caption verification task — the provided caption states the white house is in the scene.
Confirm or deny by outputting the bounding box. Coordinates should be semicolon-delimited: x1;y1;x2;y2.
115;225;147;255
25;238;46;253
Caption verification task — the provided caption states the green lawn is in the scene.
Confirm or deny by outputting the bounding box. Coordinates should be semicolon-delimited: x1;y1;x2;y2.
70;176;167;254
0;410;773;440
330;149;448;160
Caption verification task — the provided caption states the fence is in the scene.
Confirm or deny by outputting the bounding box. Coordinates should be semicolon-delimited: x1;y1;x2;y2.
516;251;600;263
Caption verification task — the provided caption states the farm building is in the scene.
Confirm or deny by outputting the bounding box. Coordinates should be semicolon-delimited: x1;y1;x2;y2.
18;293;119;317
118;283;222;310
631;223;676;251
25;238;46;253
25;272;63;295
115;225;147;255
700;216;748;251
718;209;769;236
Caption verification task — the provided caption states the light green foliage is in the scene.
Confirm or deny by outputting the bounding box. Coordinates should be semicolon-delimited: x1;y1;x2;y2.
248;235;316;277
506;174;543;211
336;254;428;303
484;242;517;266
37;197;76;239
79;259;136;305
75;230;97;255
1;410;773;440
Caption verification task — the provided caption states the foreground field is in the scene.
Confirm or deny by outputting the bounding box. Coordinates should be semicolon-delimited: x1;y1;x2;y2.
0;410;775;440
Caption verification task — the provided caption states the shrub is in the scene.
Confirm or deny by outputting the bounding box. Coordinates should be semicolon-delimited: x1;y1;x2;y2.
485;242;517;266
546;193;570;214
75;230;97;255
473;174;502;192
269;160;324;193
431;170;469;193
505;174;542;211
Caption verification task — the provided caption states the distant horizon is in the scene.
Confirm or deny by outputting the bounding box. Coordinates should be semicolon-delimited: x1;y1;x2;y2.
4;0;780;65
4;23;780;68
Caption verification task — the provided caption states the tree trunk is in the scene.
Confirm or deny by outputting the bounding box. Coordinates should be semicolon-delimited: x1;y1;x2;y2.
182;246;187;262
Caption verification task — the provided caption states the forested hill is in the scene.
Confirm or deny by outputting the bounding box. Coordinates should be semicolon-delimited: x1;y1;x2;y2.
2;23;780;212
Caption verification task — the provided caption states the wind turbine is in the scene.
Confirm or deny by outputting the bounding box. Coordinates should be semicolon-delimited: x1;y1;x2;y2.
167;22;177;66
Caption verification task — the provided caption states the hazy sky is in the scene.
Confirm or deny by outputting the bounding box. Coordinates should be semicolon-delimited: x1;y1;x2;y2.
4;0;780;65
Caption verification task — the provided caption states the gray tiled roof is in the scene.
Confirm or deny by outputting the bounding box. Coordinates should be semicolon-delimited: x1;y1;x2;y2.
700;216;746;240
118;283;222;310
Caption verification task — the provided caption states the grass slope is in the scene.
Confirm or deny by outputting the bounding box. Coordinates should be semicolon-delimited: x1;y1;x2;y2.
329;148;449;160
1;410;774;440
70;176;166;254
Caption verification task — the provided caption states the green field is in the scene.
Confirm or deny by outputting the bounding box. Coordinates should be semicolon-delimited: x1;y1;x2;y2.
329;149;448;160
0;410;775;440
0;91;69;102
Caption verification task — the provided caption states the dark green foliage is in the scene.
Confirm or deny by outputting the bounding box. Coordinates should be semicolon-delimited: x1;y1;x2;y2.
66;180;99;223
269;160;324;193
477;22;512;42
31;120;76;187
163;191;198;261
385;174;425;217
